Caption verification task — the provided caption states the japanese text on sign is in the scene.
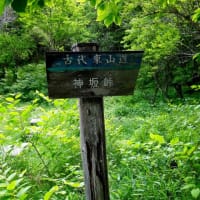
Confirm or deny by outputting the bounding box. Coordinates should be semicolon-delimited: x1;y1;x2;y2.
63;54;128;66
73;77;114;89
46;51;143;73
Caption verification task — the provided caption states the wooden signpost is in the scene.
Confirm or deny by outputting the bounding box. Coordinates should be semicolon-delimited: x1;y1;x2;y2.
46;43;143;200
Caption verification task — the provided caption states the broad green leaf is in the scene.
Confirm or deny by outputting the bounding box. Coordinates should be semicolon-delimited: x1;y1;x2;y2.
192;8;200;22
11;0;28;12
15;93;22;99
95;0;102;7
89;0;96;6
64;181;84;188
0;183;7;188
193;53;200;62
97;1;120;26
187;146;196;156
7;180;17;191
5;97;14;102
19;170;27;178
17;186;31;198
191;188;200;199
7;173;16;181
19;193;28;200
0;0;12;14
97;4;110;22
170;137;179;145
0;190;7;197
44;185;59;200
104;14;114;27
150;133;165;144
182;184;196;190
114;15;121;26
0;0;5;15
0;133;5;140
4;168;11;176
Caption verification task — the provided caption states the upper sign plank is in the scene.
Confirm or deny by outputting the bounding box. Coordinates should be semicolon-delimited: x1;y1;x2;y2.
46;51;144;98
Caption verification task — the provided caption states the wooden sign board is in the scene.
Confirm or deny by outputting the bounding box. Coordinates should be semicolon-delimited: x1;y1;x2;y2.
46;51;144;98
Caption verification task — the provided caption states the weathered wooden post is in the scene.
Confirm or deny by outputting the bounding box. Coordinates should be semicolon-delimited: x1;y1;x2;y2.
72;43;110;200
45;43;143;200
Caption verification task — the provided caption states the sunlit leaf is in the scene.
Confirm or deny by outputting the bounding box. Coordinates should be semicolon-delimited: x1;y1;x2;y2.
0;183;7;188
191;188;200;199
17;186;31;198
104;14;114;27
0;133;5;140
64;181;84;188
44;185;59;200
5;97;14;102
170;137;179;145
7;180;17;191
114;15;122;26
193;53;200;62
19;170;27;178
187;146;196;156
7;173;16;181
192;8;200;22
97;3;110;22
182;183;196;190
150;133;165;144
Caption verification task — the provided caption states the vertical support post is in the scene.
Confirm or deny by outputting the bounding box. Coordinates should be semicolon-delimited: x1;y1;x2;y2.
72;43;110;200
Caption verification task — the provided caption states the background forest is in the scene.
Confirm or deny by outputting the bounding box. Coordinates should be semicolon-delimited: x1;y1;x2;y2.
0;0;200;199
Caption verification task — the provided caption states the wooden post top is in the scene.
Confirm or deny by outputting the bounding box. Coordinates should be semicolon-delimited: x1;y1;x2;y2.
71;43;99;52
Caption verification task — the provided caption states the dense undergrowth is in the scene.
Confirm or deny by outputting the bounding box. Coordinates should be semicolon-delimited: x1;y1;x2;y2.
0;89;199;199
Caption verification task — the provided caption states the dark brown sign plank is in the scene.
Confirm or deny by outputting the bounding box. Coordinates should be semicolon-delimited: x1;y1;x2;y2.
46;51;143;98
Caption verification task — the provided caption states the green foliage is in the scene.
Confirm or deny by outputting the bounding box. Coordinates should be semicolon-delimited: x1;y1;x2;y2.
0;95;84;199
1;0;123;27
18;0;95;50
122;0;200;99
0;63;47;101
95;0;122;27
1;91;199;199
0;0;44;15
123;17;180;63
0;32;36;84
105;94;200;199
0;0;11;15
192;8;200;22
0;33;35;66
44;185;59;200
86;0;125;27
0;161;31;199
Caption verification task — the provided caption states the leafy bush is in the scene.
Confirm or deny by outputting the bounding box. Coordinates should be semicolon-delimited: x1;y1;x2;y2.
0;161;31;200
0;95;84;199
0;32;36;83
0;63;47;101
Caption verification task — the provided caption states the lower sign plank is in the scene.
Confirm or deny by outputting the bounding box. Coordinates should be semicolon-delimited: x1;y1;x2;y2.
46;51;143;98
